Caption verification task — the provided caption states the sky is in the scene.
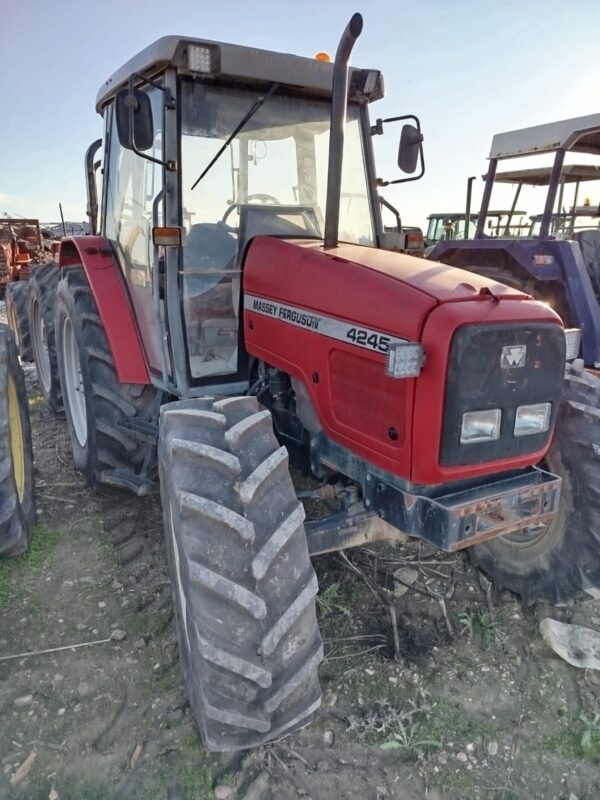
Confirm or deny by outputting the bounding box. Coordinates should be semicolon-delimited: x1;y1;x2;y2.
2;0;600;231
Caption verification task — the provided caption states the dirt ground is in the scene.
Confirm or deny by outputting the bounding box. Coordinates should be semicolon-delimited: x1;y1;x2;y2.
2;299;600;800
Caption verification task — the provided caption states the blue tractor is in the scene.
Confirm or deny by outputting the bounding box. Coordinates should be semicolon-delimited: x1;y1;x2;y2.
429;114;600;604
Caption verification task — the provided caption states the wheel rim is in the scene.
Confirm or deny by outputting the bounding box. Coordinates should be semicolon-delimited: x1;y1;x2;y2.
500;451;563;548
32;298;51;393
6;300;20;350
62;316;88;447
7;374;25;502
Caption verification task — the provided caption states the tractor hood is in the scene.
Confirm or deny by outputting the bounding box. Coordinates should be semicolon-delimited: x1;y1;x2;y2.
243;237;540;346
243;236;564;485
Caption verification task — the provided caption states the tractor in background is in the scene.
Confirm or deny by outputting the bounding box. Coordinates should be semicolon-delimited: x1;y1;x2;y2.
430;115;600;603
1;218;44;361
425;208;529;250
29;16;573;750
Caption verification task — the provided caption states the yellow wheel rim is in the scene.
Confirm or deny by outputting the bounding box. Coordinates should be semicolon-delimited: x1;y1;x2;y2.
7;374;25;502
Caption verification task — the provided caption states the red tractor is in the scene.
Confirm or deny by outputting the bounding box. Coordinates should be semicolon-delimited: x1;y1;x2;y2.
1;218;43;361
30;16;570;750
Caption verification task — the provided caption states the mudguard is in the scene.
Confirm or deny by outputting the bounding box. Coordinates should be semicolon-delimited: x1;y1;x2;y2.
58;236;150;384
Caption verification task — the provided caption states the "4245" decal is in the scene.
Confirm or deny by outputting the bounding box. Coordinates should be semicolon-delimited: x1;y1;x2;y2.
346;327;391;353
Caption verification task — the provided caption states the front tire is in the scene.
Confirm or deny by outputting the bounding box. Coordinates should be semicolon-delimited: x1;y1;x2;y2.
159;396;323;751
6;281;32;362
55;268;158;489
29;263;64;415
471;364;600;604
0;325;35;556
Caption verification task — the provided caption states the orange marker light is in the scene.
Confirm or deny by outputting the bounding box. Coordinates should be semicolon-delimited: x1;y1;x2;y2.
153;226;185;246
314;52;331;62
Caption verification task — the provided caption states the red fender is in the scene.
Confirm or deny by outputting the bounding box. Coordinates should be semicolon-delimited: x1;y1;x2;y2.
58;236;150;384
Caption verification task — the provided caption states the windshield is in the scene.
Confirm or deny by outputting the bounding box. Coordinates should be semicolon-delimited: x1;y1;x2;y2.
178;79;375;381
180;80;374;244
426;217;477;244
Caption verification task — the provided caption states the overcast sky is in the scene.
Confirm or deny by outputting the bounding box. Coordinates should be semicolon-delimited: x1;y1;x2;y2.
2;0;599;230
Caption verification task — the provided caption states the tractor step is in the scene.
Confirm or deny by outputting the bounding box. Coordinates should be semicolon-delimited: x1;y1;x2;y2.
100;469;157;496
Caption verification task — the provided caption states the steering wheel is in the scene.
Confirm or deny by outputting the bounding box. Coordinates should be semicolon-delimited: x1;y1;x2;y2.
221;193;281;225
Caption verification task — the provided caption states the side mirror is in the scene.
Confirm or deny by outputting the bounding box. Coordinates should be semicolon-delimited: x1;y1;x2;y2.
115;88;154;152
398;124;424;174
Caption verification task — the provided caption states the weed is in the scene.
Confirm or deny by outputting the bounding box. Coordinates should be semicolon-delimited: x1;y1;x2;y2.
380;718;440;755
180;730;203;752
580;712;600;760
0;521;60;607
126;611;148;635
457;611;474;638
458;610;498;648
96;534;115;560
545;711;600;763
348;699;420;739
316;581;352;618
422;696;495;744
155;662;181;693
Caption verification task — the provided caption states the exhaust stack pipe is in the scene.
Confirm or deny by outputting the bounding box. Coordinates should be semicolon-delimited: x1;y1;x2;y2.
324;12;363;250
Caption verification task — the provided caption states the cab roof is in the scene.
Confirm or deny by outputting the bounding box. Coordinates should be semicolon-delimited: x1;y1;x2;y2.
96;35;383;112
489;113;600;160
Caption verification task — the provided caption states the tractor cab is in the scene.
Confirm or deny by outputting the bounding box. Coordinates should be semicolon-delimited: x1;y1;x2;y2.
86;35;423;397
425;209;528;249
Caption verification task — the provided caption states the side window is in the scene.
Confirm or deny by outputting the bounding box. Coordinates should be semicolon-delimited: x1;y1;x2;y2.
103;87;164;372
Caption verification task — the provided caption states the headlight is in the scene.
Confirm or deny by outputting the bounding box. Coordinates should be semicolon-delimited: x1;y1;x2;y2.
186;43;220;74
460;409;501;444
514;402;551;437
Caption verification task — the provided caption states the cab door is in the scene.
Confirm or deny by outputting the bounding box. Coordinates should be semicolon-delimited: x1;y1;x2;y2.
102;87;165;377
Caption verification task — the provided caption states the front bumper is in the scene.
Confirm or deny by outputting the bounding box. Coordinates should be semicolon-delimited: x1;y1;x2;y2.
363;465;561;551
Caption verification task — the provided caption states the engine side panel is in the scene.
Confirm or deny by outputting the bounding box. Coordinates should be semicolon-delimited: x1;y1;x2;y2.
243;237;438;477
58;236;150;384
243;236;564;484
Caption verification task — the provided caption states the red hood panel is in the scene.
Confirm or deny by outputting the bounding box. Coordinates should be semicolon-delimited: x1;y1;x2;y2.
244;237;438;342
279;238;529;302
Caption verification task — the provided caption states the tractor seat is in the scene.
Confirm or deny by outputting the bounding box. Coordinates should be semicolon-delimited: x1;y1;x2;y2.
183;222;237;296
575;230;600;300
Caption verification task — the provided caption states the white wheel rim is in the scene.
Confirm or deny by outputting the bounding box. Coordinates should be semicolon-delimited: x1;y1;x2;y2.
6;301;20;349
62;316;87;447
32;298;51;393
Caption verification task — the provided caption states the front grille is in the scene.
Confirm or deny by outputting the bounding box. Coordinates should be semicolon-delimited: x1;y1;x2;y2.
440;323;565;466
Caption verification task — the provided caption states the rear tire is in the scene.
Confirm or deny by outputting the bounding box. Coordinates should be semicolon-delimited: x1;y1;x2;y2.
159;396;323;751
0;325;35;556
471;363;600;604
55;267;158;488
6;281;32;362
29;263;64;415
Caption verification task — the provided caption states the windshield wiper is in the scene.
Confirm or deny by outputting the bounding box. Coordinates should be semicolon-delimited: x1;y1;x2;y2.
190;83;280;191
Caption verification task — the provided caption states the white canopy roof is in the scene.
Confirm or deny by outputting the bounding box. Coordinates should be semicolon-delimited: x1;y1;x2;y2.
489;113;600;160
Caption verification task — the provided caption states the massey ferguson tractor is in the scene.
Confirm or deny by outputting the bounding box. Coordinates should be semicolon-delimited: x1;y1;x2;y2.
28;15;573;750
